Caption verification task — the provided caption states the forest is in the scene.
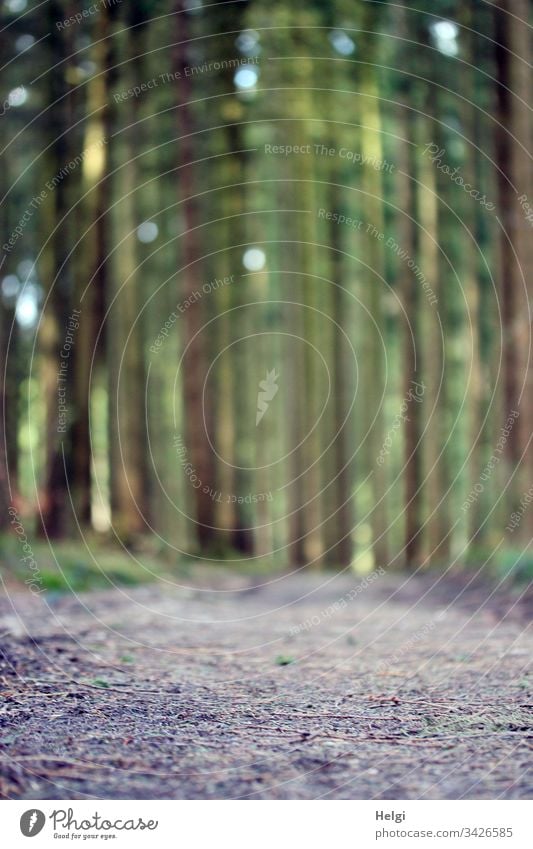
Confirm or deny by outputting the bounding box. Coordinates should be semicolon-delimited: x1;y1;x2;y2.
0;0;532;805
1;0;531;579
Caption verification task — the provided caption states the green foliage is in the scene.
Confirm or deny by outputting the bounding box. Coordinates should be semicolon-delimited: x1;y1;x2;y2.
275;655;296;666
494;550;533;584
0;534;177;592
91;679;110;689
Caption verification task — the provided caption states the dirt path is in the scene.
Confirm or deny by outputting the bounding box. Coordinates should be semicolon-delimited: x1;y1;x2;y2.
0;568;531;799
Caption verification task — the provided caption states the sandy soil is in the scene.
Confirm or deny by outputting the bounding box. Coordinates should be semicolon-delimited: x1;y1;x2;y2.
0;567;531;799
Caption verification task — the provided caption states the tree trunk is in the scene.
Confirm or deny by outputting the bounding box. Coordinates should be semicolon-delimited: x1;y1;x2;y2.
494;0;533;541
173;2;217;551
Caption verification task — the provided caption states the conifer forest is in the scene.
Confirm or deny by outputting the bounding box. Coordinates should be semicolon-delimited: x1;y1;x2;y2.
0;0;532;811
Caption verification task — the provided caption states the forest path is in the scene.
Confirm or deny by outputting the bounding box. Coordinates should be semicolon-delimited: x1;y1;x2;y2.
0;568;531;800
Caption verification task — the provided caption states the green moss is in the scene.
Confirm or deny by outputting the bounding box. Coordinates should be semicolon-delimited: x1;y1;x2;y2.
275;655;296;666
0;533;180;592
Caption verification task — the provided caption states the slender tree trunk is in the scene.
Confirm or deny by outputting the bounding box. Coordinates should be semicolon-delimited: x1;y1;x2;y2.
460;3;490;553
494;0;533;540
173;2;217;550
415;118;441;565
396;102;424;567
0;80;18;521
358;73;389;569
322;176;354;568
107;22;150;541
0;305;13;522
286;48;324;566
39;0;80;537
72;7;112;526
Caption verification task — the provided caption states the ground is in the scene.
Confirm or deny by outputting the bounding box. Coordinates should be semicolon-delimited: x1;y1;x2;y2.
0;567;531;800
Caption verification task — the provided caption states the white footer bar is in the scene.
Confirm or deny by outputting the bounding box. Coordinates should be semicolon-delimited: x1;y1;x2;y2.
3;799;531;848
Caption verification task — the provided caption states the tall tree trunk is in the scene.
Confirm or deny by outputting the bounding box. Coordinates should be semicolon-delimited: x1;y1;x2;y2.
39;0;80;538
106;9;152;542
322;176;354;568
415;118;441;565
460;2;491;553
359;73;389;569
72;7;112;526
0;76;18;521
0;304;14;522
494;0;533;541
173;2;217;551
396;101;424;567
284;45;324;566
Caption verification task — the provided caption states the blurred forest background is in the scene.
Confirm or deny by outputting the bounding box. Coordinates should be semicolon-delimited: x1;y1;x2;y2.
0;0;532;587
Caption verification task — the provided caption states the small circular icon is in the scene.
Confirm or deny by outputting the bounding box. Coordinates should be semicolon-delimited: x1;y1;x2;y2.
20;810;46;837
